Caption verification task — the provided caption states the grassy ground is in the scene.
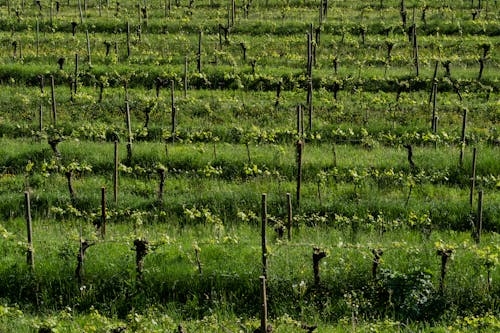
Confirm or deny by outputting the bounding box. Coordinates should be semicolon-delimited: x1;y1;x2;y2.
0;0;498;330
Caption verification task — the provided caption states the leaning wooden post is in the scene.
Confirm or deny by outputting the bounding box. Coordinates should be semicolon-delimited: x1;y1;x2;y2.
287;193;292;241
25;192;35;270
296;140;304;208
113;141;118;204
459;109;467;167
261;193;268;279
476;190;483;244
469;147;477;207
101;187;106;238
86;30;91;65
260;275;268;333
50;75;57;125
428;61;438;104
431;82;437;131
78;0;84;23
197;30;202;73
125;101;133;162
412;23;419;76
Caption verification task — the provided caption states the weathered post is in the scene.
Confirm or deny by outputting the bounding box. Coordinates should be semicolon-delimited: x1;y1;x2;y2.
470;147;477;207
287;193;292;241
308;80;313;132
431;82;437;131
476;190;483;243
126;21;131;58
50;75;57;125
101;187;106;238
86;30;91;65
296;104;302;136
296;140;304;207
157;167;166;203
184;56;188;97
125;102;133;162
261;193;268;278
459;109;467;167
114;141;119;204
260;276;268;333
171;80;176;143
197;30;202;73
25;192;34;270
74;53;79;94
36;19;40;57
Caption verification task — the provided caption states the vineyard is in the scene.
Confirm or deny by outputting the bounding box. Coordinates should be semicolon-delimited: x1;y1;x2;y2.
0;0;499;331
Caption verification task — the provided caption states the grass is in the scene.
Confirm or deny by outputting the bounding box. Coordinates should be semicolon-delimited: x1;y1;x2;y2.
0;0;498;330
0;217;499;322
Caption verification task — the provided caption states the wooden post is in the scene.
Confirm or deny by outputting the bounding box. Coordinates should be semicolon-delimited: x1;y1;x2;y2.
412;23;419;76
101;187;106;238
78;0;84;23
126;22;131;58
287;193;292;241
308;80;313;132
296;104;302;137
231;0;235;26
459;109;467;167
296;140;303;208
260;276;268;333
36;19;40;57
39;104;43;133
171;80;176;143
261;194;268;279
125;102;133;162
114;141;118;204
274;81;282;108
50;75;57;125
429;61;438;103
431;82;437;131
470;147;477;207
197;31;202;73
25;192;34;270
476;190;483;243
74;53;79;94
158;168;166;203
306;32;312;78
86;30;91;65
49;0;53;25
184;56;188;97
